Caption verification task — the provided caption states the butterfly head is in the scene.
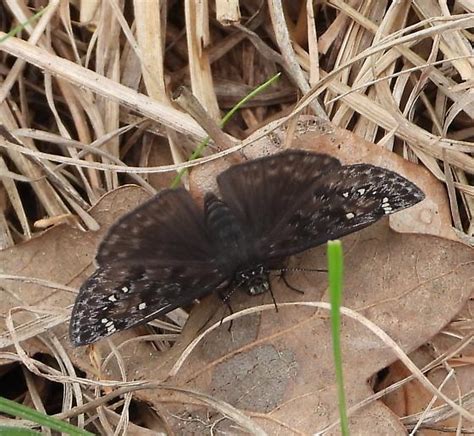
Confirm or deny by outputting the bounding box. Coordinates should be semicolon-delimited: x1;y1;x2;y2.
235;264;270;296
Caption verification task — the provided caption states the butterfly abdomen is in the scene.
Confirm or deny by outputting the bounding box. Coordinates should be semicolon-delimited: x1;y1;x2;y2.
204;193;249;263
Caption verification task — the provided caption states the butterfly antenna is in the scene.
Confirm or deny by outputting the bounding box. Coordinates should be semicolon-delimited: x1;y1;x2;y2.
219;286;238;304
273;267;327;274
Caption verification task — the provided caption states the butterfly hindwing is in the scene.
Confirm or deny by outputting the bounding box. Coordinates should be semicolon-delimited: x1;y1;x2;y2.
70;188;229;346
216;150;341;241
96;188;216;266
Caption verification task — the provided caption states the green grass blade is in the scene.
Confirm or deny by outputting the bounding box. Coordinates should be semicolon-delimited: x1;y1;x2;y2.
170;72;281;188
0;7;48;43
327;240;349;435
0;396;94;436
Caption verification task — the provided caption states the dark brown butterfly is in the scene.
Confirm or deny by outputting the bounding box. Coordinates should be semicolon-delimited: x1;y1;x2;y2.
70;150;424;345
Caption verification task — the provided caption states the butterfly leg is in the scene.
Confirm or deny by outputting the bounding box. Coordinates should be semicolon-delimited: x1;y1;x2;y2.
197;293;234;333
268;280;279;313
217;288;235;331
223;302;234;332
278;267;328;294
279;272;305;294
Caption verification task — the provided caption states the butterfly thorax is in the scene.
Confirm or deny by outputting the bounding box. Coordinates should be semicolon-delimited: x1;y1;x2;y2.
204;193;271;295
234;264;270;296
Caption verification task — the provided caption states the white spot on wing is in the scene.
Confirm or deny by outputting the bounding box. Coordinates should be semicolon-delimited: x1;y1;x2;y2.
138;302;147;310
345;212;355;219
382;198;392;214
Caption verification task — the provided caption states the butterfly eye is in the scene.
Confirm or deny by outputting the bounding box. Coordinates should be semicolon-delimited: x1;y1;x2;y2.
248;283;268;296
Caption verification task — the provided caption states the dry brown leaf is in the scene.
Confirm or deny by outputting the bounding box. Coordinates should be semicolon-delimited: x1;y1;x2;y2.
381;349;474;434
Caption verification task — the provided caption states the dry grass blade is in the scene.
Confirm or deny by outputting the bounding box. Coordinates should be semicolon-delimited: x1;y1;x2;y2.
0;32;207;140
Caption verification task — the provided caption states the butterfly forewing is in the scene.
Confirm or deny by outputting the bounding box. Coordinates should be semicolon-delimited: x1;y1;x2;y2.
70;262;227;346
264;163;424;257
217;150;341;240
217;150;425;260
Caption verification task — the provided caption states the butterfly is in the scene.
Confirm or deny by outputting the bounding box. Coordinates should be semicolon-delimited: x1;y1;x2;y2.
69;150;425;346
